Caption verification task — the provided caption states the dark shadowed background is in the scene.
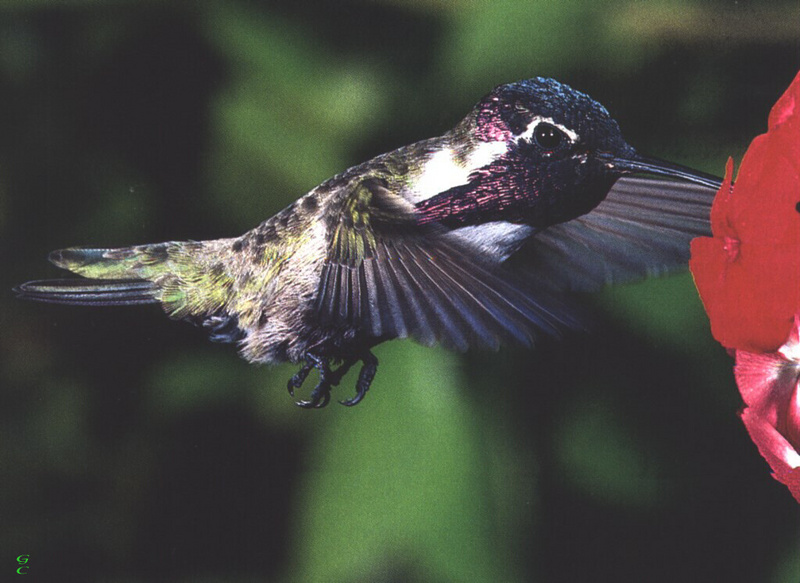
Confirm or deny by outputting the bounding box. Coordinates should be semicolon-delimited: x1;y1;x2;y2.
1;1;799;581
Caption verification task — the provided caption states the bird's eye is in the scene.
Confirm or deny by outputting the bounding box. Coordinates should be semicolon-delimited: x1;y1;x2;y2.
533;122;565;150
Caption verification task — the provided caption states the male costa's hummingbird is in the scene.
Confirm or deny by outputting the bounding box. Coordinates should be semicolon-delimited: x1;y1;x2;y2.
16;78;722;408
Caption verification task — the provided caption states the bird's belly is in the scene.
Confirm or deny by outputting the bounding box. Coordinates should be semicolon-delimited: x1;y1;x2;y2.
234;222;329;365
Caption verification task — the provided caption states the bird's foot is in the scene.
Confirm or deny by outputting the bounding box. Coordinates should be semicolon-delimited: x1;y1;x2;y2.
287;359;314;397
287;351;379;408
339;351;378;407
292;353;333;409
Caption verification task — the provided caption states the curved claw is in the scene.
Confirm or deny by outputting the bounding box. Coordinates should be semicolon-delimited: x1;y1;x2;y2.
338;351;378;407
296;387;331;409
295;376;332;408
291;353;333;408
338;392;365;407
287;361;314;397
286;351;379;408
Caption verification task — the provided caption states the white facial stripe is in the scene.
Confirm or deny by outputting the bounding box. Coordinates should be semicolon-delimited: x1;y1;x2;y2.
409;141;508;203
466;139;508;169
411;149;466;203
517;115;579;144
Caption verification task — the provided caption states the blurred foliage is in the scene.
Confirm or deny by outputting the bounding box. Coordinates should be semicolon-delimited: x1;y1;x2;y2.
1;1;799;582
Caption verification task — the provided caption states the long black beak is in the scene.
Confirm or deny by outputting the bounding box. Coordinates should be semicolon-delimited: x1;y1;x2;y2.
603;153;723;190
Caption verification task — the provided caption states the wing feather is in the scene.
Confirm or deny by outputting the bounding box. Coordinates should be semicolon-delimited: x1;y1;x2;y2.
316;178;576;349
514;176;716;291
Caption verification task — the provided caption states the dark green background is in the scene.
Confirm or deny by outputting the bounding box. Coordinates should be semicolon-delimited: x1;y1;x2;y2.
1;1;799;581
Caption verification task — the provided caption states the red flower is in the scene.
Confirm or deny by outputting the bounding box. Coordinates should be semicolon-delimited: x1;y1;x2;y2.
691;72;800;502
689;71;800;353
735;316;800;503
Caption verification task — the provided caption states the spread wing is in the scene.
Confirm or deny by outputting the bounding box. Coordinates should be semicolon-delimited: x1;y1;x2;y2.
315;177;577;351
512;176;717;291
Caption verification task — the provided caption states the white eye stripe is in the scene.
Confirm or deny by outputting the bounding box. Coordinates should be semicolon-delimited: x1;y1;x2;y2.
517;116;579;144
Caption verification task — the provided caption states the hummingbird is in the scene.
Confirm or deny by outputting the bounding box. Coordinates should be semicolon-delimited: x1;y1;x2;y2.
16;77;722;408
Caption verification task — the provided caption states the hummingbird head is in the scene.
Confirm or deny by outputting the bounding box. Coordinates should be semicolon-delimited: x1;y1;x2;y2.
473;77;632;190
442;77;722;227
416;77;721;232
480;77;722;184
476;77;630;157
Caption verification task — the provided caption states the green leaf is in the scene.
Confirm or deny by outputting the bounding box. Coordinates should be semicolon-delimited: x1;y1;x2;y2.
289;341;527;582
200;2;391;228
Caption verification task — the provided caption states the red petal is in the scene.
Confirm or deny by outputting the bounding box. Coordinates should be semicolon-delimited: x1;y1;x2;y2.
740;399;800;504
787;378;800;453
708;157;735;238
690;73;800;352
735;317;800;503
732;126;800;248
775;467;800;505
768;70;800;129
740;408;800;474
691;238;799;352
735;347;799;436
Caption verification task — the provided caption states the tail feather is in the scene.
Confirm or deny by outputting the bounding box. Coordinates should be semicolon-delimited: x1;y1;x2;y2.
17;240;245;345
18;241;235;319
47;243;178;280
15;278;159;306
